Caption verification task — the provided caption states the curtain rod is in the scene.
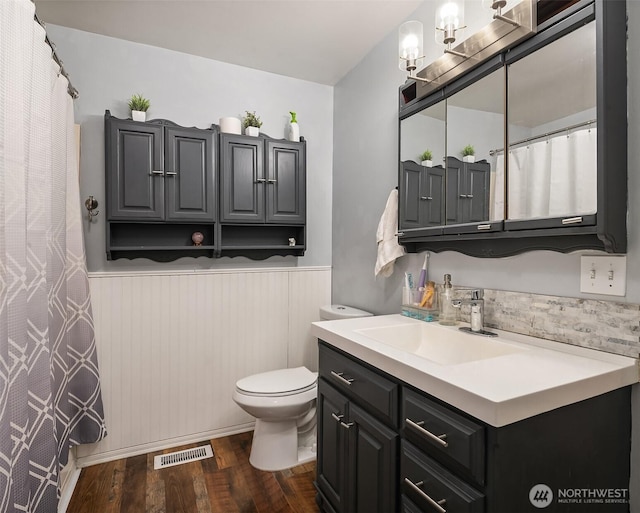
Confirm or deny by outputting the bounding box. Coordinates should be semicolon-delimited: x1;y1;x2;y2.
489;119;596;156
33;11;79;99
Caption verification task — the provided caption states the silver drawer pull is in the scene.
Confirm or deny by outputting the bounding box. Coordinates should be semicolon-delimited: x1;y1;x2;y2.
459;194;468;198
562;216;583;225
404;478;447;513
477;224;492;231
340;421;354;429
165;171;177;176
150;169;164;175
330;371;354;386
331;413;344;422
406;418;449;448
420;196;433;201
267;179;277;184
255;178;266;183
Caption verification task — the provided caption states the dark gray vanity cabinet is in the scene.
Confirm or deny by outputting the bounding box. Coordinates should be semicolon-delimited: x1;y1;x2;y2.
316;344;399;513
400;161;445;231
317;340;632;513
219;134;306;257
445;158;490;226
105;112;217;260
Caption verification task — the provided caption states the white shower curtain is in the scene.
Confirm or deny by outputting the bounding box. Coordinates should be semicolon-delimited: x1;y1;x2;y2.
506;127;597;219
0;2;107;512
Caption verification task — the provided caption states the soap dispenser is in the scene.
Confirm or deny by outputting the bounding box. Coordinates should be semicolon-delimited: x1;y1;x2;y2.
439;274;458;326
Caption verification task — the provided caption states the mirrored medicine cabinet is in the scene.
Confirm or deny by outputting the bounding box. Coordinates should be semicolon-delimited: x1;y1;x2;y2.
398;0;627;257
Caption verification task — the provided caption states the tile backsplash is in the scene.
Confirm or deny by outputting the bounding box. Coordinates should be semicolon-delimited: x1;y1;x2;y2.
472;289;640;358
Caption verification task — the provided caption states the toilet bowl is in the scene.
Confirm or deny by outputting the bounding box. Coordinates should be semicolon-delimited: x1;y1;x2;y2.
233;304;373;471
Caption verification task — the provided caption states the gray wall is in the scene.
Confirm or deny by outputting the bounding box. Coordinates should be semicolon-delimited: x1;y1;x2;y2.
333;1;640;510
46;25;334;272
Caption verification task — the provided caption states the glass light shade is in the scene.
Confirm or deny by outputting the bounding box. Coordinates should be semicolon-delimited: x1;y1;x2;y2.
399;20;424;72
435;1;465;45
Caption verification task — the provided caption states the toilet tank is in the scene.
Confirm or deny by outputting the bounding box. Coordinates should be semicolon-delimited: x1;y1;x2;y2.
319;304;373;320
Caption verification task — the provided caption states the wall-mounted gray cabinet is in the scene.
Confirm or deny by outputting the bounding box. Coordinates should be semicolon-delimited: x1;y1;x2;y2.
399;161;445;231
104;113;307;261
105;112;217;260
219;133;306;258
445;158;490;226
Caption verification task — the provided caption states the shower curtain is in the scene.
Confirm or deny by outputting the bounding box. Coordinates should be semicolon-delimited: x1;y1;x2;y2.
0;1;107;512
506;127;597;219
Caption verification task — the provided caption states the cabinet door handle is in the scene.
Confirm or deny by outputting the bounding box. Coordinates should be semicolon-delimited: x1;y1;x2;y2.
562;216;583;225
404;478;447;513
405;418;449;447
267;179;277;184
420;196;433;201
150;170;164;175
255;178;266;183
331;413;344;422
477;224;492;231
459;194;468;198
330;371;354;386
165;171;177;176
466;194;473;198
340;421;354;429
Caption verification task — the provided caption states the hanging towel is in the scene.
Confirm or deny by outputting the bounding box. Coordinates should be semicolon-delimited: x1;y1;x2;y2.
375;189;406;278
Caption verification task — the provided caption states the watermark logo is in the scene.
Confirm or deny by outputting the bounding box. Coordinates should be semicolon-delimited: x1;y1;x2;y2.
530;484;553;509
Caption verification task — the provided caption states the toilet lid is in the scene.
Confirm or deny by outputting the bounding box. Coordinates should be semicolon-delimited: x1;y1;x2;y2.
236;367;318;395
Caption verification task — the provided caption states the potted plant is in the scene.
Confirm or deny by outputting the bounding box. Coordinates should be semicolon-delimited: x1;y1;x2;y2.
243;111;263;136
462;144;475;163
128;94;150;122
419;150;433;167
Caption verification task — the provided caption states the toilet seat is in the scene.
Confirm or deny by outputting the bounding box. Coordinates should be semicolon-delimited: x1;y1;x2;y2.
236;366;318;397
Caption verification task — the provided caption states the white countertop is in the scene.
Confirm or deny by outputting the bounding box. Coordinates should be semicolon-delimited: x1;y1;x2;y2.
311;314;639;427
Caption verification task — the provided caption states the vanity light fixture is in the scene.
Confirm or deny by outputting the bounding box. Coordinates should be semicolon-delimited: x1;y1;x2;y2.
399;20;430;83
435;1;467;58
483;0;521;26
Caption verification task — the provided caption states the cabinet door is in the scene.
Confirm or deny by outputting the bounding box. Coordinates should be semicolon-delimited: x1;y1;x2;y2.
423;166;446;227
106;119;164;220
399;161;423;230
466;161;490;224
446;157;464;225
165;126;215;221
266;140;306;224
317;379;350;513
220;134;264;222
349;403;399;513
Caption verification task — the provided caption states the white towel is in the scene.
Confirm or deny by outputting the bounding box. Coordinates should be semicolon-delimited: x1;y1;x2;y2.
375;189;406;278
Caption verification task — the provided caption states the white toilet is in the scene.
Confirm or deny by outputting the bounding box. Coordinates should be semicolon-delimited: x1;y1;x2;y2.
232;304;373;471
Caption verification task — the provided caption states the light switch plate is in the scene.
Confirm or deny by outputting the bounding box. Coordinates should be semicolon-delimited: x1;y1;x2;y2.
580;255;627;296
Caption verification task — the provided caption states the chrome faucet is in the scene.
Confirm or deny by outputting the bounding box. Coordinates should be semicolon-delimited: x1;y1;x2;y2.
452;289;497;337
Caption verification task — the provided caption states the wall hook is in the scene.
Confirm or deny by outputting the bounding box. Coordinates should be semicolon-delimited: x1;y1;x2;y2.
85;195;99;222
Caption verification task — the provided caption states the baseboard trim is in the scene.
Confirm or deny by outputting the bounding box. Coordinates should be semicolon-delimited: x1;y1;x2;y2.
75;422;255;468
57;467;81;513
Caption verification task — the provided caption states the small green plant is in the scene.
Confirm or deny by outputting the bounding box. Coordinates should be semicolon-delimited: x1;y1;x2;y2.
128;94;150;112
419;150;433;162
243;111;263;129
290;111;297;123
462;144;475;157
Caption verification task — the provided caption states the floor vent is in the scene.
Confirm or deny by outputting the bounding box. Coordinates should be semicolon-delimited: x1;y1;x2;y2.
153;444;214;470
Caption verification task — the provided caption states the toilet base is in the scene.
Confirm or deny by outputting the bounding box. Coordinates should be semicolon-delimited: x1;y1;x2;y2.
249;418;316;472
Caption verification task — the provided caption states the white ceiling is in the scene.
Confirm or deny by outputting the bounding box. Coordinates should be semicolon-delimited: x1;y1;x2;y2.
34;0;424;85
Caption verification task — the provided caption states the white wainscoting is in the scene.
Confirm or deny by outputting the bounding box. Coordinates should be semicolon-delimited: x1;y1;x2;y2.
76;267;331;467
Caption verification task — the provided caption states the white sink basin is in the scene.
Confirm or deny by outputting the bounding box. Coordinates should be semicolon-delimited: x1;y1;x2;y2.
355;322;528;365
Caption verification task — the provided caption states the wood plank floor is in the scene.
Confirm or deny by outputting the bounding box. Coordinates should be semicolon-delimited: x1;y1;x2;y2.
67;431;320;513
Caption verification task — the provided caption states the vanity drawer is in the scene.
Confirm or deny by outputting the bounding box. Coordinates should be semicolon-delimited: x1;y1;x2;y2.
402;388;485;485
319;343;399;427
402;440;484;513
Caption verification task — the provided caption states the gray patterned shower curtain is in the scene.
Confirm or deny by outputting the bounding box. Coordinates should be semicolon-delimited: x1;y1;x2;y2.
0;1;107;512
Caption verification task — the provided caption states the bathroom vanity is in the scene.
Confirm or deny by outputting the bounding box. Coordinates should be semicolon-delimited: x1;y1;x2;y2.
312;315;638;513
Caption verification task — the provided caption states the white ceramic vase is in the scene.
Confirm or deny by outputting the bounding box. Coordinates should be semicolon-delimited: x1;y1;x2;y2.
421;160;433;167
463;155;475;163
132;110;146;122
245;126;260;137
288;122;300;142
220;117;242;134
